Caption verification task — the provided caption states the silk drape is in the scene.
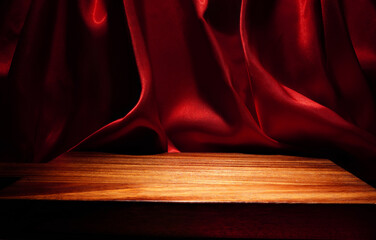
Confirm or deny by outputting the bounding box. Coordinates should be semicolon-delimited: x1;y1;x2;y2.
1;0;376;183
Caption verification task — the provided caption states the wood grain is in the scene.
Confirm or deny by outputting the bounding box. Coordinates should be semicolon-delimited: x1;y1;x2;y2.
0;152;375;203
1;152;376;239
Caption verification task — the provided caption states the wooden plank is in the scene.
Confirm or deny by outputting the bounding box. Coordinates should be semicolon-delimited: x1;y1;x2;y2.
0;152;375;239
0;152;375;203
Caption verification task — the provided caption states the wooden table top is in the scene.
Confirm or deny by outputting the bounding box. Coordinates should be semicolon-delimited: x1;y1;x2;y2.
1;152;375;203
1;152;376;239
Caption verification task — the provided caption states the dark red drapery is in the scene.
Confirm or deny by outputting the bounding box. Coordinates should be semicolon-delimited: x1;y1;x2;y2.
1;0;376;182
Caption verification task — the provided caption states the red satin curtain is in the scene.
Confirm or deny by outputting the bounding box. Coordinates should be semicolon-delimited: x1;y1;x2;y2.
1;0;376;182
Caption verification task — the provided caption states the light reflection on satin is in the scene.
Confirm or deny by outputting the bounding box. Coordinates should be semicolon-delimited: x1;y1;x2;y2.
92;0;107;25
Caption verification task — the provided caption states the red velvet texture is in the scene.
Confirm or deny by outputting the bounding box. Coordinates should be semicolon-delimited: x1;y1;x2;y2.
1;0;376;181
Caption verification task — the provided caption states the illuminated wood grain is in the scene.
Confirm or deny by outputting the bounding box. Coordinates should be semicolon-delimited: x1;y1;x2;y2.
0;152;375;203
1;152;375;239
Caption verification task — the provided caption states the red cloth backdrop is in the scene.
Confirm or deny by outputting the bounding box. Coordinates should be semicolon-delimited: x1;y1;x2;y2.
1;0;376;182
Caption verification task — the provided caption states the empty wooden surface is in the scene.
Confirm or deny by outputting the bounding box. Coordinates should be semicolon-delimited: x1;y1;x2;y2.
0;152;376;203
0;152;376;239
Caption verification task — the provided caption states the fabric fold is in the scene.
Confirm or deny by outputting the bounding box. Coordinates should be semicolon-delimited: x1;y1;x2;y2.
1;0;376;183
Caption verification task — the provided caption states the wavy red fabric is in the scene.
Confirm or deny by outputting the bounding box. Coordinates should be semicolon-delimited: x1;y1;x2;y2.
1;0;376;182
